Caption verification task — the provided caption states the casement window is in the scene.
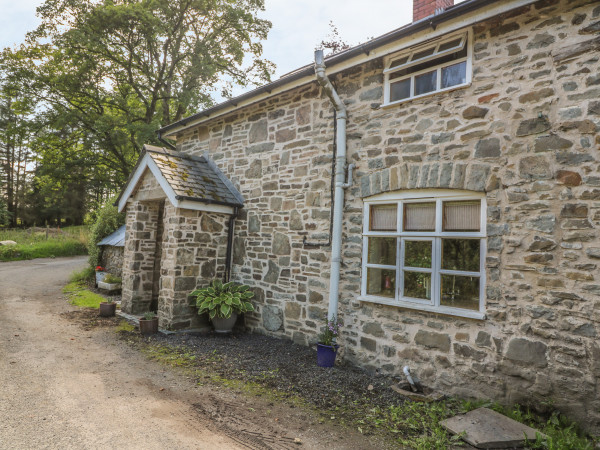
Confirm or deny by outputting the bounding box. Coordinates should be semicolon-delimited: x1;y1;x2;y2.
360;191;486;320
383;31;472;105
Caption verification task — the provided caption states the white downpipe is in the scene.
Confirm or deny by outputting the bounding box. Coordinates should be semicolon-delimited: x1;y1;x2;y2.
314;49;350;322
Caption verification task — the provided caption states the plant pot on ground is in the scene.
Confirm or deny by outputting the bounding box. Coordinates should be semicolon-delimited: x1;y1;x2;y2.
190;279;255;334
317;316;340;368
99;299;116;317
139;311;158;335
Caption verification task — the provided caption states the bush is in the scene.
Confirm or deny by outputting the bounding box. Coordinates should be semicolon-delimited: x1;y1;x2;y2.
88;198;125;268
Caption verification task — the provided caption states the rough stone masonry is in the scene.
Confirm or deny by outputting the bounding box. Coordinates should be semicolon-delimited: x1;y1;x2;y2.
122;0;600;431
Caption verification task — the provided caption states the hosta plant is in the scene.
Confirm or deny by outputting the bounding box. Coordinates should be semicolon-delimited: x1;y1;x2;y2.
191;280;254;320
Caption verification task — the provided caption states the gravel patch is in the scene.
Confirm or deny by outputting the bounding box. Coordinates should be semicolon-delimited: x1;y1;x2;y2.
150;331;406;416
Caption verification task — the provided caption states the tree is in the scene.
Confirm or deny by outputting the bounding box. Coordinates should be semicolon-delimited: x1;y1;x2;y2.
0;199;10;227
319;21;351;56
20;0;274;181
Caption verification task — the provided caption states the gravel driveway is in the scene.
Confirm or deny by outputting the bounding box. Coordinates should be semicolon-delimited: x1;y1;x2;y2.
0;257;388;450
0;257;238;449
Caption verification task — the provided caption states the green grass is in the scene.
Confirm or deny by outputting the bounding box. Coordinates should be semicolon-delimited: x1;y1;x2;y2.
0;226;89;261
69;266;96;283
63;281;105;308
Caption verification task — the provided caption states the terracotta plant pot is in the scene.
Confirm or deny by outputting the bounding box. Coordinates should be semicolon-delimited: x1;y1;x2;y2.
99;302;116;317
139;317;159;335
212;313;238;334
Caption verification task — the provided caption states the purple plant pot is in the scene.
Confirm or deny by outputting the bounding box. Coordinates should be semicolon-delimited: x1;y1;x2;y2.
317;343;339;368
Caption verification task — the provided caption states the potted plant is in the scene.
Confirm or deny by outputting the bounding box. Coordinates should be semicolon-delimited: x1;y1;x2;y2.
139;311;159;335
99;297;116;317
317;316;340;368
190;279;254;334
97;273;122;292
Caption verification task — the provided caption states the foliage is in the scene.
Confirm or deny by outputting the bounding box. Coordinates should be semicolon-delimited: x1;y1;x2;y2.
103;274;122;284
319;21;351;56
69;266;96;283
317;316;339;346
63;281;105;308
87;198;125;267
142;311;157;320
0;199;11;226
191;279;254;319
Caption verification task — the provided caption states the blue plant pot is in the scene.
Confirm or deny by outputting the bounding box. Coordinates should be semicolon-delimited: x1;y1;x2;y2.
317;343;339;368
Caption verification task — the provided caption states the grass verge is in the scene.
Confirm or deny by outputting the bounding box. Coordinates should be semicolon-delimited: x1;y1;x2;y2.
0;226;89;261
63;281;105;308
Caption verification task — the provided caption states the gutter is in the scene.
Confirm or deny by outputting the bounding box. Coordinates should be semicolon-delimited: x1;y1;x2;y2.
314;49;352;322
158;0;527;138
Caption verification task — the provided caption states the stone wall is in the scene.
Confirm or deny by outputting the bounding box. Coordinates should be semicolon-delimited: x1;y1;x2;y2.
174;0;600;429
99;246;123;278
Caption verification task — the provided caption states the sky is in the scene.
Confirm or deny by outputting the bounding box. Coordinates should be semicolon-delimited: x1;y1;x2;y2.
0;0;465;93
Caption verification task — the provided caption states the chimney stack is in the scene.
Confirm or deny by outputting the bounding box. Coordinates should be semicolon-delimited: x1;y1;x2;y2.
413;0;454;22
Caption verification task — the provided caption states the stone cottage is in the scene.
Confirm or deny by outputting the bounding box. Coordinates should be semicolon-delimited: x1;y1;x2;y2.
117;0;600;430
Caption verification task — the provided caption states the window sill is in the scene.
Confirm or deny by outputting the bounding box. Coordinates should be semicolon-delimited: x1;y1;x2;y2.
381;82;472;109
357;295;486;320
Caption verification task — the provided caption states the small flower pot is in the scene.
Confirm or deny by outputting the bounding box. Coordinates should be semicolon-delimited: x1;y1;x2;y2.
99;302;116;317
139;317;159;335
212;313;238;334
317;343;339;368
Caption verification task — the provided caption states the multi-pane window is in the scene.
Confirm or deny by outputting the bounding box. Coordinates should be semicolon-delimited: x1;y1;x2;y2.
361;192;486;320
383;32;471;105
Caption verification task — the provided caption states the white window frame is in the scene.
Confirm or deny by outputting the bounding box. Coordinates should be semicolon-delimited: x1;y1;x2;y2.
359;190;486;320
382;30;472;107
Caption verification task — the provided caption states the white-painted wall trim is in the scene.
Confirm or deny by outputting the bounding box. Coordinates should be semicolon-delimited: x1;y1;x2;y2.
163;0;538;138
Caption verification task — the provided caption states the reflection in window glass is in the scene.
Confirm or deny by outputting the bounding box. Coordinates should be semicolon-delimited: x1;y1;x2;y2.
415;70;437;96
413;47;435;60
441;274;479;310
370;204;397;231
366;268;396;298
441;61;467;88
404;241;432;268
438;38;463;52
389;55;409;68
390;79;411;102
404;271;431;300
404;202;435;231
442;239;480;272
368;237;396;266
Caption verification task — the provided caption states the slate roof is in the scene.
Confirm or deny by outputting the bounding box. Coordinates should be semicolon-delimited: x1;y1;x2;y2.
97;225;125;247
142;145;243;207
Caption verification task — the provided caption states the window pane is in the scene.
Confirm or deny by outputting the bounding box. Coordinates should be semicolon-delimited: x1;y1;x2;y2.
370;204;397;231
442;239;480;272
415;70;437;96
403;202;435;231
390;78;411;102
438;38;463;52
441;61;466;88
404;240;432;268
389;55;409;68
443;200;480;231
366;268;396;298
403;271;431;300
368;237;396;265
413;47;435;60
441;274;479;310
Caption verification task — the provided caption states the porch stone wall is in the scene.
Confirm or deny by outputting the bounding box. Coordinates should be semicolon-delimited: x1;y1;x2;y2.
121;200;161;314
157;205;229;330
173;0;600;430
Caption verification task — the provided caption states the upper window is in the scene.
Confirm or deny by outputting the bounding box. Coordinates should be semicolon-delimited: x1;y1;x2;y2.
383;32;471;105
360;191;486;320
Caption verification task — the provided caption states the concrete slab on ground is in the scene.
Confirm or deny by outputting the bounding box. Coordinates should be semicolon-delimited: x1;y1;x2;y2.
441;407;545;449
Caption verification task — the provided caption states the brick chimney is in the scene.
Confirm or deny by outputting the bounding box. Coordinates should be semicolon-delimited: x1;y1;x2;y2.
413;0;454;22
